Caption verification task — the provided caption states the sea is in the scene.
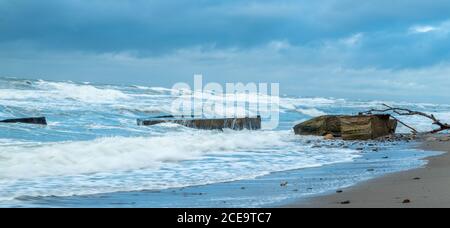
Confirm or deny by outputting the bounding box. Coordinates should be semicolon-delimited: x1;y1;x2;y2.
0;77;449;207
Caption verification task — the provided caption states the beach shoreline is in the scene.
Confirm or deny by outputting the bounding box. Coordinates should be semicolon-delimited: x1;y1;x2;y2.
285;134;450;208
2;134;430;208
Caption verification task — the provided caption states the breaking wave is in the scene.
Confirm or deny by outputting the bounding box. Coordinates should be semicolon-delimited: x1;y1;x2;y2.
0;130;359;200
1;77;449;202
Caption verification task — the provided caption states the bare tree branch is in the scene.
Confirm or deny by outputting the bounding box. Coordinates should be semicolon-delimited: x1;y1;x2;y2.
389;115;419;134
360;104;450;134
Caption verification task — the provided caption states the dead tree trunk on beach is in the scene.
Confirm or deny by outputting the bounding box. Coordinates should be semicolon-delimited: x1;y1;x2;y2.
359;104;450;134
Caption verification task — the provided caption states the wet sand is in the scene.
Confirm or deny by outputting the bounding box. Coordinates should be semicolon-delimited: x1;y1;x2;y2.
286;134;450;208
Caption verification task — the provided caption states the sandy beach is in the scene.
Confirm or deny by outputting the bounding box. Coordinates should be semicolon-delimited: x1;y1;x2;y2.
286;134;450;208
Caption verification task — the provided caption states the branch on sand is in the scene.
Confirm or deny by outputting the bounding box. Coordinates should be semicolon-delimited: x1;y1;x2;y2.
359;104;450;134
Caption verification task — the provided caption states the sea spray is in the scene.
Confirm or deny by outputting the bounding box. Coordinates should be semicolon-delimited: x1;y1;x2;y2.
1;77;450;204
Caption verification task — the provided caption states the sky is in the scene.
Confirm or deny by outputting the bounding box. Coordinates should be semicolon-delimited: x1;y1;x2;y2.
1;0;450;103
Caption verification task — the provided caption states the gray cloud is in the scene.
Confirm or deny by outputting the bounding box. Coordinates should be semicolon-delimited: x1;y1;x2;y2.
1;0;450;102
2;40;450;103
2;0;450;55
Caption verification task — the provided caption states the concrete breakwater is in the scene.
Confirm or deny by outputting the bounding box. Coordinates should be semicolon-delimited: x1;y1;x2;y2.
137;116;262;130
0;117;47;125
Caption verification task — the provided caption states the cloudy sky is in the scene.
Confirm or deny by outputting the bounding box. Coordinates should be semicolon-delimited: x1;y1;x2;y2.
1;0;450;103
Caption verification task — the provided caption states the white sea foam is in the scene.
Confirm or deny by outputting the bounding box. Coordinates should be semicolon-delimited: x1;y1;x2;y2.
0;81;130;104
1;78;449;202
281;97;340;108
0;139;15;145
37;81;131;103
296;108;327;117
0;89;44;100
0;130;360;200
0;131;296;179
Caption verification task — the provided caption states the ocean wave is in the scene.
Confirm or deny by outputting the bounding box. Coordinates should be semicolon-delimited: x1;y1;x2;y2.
111;105;170;115
0;80;130;104
0;131;288;179
36;81;131;103
295;108;327;117
0;130;360;200
1;77;449;202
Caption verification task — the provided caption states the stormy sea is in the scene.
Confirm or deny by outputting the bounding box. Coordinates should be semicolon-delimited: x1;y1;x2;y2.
0;77;449;207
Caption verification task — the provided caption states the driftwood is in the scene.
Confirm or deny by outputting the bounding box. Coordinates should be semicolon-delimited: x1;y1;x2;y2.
360;104;450;134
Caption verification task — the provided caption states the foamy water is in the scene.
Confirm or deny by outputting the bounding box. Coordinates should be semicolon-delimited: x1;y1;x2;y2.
0;77;449;205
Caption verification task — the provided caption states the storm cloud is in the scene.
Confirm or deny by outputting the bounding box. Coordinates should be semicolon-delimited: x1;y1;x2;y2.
1;0;450;102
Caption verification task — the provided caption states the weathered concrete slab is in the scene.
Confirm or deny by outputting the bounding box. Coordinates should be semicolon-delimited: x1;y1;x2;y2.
293;115;342;137
137;116;261;130
0;117;47;125
293;114;397;140
340;115;395;140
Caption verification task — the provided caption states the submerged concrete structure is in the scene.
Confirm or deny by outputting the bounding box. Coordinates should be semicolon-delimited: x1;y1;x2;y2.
0;117;47;125
137;116;262;130
294;114;397;140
